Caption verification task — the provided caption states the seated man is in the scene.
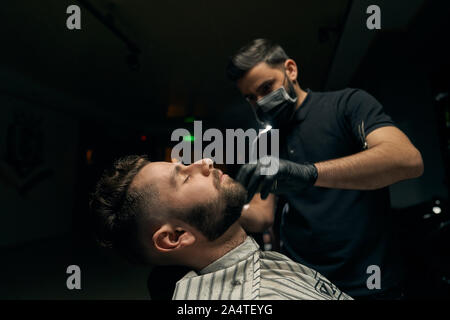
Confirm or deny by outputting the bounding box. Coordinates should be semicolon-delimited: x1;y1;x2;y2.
90;155;352;300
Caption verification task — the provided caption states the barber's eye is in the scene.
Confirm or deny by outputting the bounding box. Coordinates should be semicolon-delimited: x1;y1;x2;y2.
184;175;190;183
262;83;272;94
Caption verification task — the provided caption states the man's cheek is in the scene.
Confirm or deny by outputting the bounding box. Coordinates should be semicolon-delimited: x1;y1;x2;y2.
180;185;210;204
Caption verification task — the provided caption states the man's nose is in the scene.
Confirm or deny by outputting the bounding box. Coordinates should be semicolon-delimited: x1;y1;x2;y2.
191;158;214;175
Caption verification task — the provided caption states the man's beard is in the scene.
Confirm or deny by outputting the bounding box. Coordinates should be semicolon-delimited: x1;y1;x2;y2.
216;175;248;236
191;171;247;241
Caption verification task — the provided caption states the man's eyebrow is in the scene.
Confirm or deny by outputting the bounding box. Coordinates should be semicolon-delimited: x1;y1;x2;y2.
170;164;181;188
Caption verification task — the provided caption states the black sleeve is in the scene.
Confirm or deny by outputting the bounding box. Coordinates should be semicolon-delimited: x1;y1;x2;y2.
341;89;395;146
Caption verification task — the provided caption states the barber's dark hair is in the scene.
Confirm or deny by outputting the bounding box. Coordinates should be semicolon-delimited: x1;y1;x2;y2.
90;155;153;265
226;38;290;82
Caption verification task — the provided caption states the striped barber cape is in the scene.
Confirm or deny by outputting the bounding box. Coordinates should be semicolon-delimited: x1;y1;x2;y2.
172;236;352;300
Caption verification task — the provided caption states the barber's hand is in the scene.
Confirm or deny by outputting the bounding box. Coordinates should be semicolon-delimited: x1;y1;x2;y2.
236;156;318;201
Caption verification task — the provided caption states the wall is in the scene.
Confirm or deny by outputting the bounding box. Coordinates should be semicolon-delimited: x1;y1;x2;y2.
0;67;79;247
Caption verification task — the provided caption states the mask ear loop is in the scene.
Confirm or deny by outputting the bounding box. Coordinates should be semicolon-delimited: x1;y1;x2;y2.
283;70;298;103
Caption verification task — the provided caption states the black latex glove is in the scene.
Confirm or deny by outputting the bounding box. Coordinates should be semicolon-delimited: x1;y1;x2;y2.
236;156;318;201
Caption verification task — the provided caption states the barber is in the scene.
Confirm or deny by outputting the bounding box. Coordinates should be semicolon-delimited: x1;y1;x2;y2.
226;39;423;299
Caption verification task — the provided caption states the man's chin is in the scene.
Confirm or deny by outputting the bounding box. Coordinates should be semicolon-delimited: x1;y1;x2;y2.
222;180;247;214
224;175;245;191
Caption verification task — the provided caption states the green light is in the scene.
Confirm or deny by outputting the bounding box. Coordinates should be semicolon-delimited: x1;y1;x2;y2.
184;116;195;123
183;135;195;142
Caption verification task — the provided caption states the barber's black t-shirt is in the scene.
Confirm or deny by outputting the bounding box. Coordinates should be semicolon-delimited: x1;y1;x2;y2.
278;88;402;297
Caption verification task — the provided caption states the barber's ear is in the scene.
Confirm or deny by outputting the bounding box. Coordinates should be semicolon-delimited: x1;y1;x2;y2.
284;59;298;83
152;224;196;253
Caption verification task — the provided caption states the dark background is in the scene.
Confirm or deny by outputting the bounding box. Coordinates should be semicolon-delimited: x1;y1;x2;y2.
0;0;448;299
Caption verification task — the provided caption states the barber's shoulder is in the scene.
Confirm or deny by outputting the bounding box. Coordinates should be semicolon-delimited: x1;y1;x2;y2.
311;87;359;104
330;88;380;113
342;88;377;103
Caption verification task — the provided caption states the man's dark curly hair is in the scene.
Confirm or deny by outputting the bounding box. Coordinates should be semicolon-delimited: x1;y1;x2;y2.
89;155;155;265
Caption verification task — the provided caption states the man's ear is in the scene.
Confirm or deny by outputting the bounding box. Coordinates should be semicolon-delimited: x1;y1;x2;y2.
152;223;196;253
284;59;298;83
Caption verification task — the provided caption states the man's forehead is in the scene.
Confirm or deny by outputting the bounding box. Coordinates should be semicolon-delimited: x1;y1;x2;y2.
133;161;173;188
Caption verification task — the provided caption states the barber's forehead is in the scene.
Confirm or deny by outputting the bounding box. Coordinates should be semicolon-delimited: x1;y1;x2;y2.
237;62;282;93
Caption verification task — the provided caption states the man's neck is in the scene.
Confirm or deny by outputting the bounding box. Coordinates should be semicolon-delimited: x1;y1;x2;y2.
188;223;248;272
295;87;308;111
